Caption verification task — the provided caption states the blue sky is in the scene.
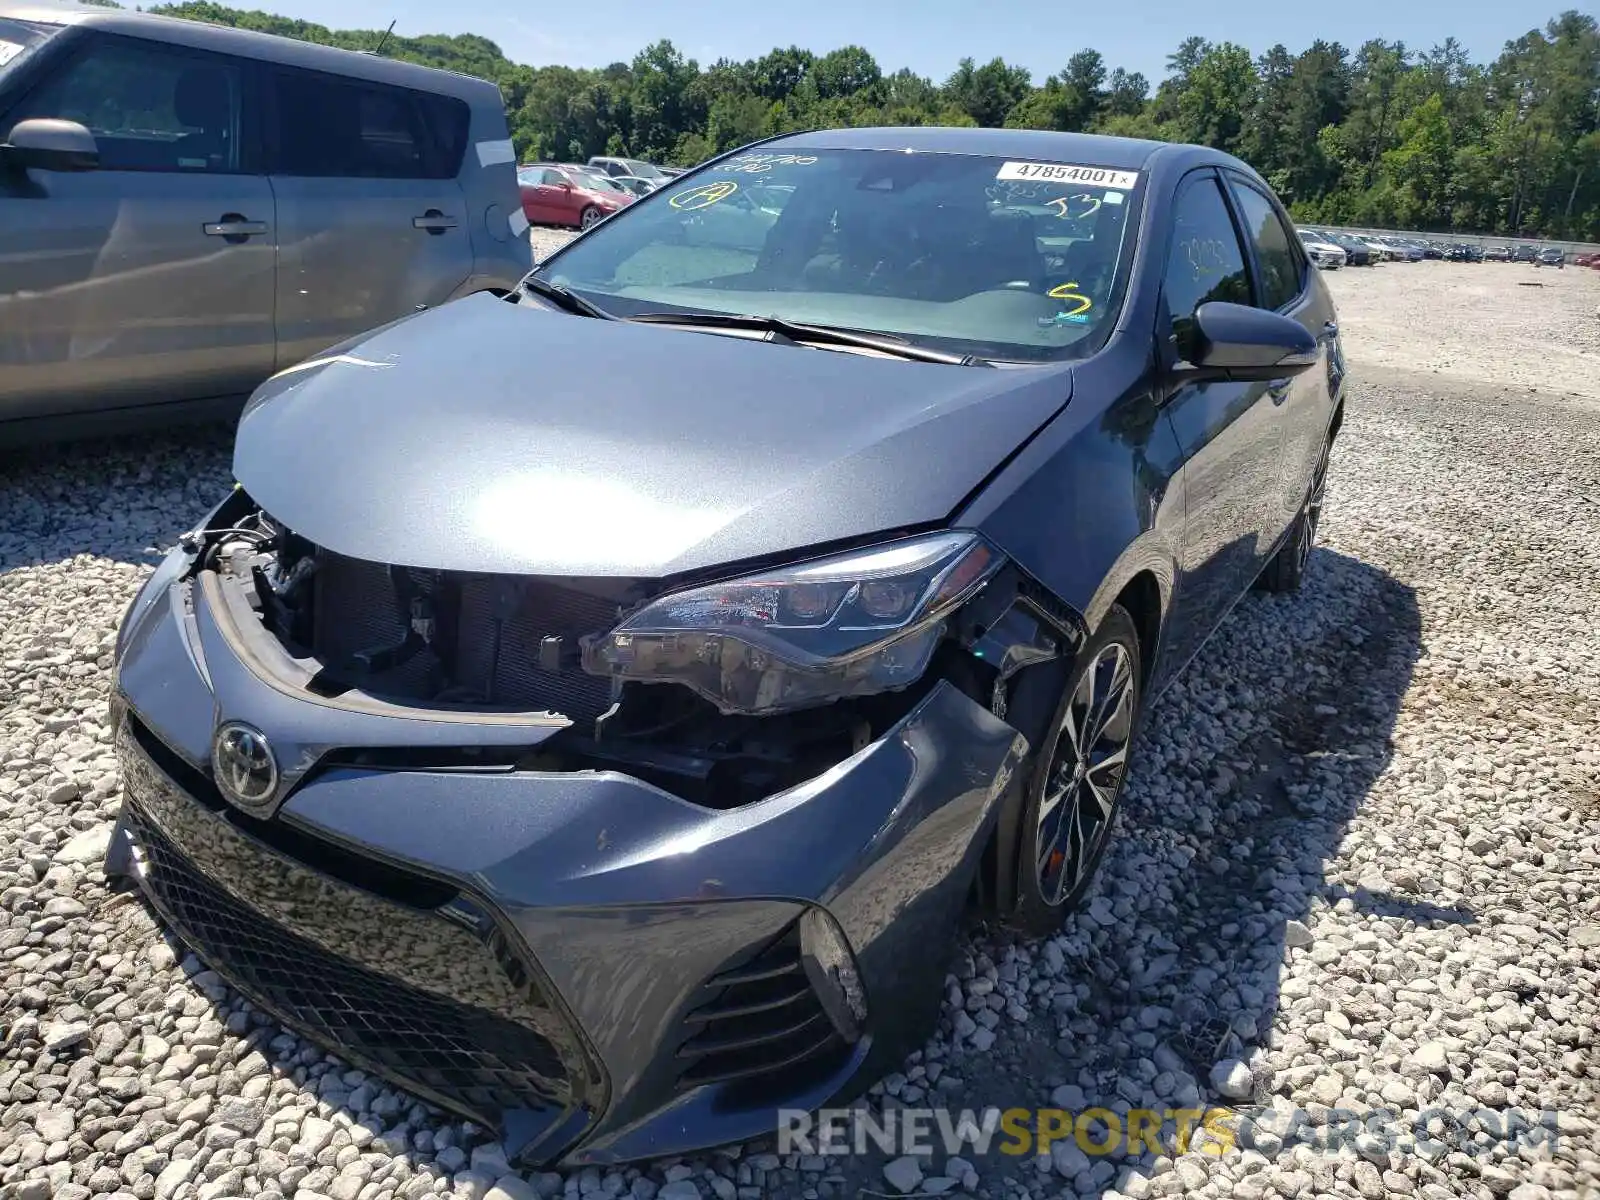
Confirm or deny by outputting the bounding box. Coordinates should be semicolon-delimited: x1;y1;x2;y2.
257;0;1549;83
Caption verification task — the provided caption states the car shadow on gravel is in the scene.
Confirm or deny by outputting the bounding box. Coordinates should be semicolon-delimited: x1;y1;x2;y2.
803;545;1444;1198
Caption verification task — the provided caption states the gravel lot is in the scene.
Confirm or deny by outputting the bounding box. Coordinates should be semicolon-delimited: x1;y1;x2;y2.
2;259;1598;1200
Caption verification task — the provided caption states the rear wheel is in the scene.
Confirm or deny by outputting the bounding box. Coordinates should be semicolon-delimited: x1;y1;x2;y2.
1260;437;1331;594
1005;604;1142;937
579;206;603;230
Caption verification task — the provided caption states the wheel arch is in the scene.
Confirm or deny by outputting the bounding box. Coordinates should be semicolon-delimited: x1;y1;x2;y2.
975;549;1174;919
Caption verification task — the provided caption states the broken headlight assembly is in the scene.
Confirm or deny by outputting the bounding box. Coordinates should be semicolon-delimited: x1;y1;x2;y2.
581;531;1004;717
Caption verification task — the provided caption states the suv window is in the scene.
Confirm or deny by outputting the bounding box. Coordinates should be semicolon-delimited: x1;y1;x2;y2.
271;68;468;179
12;36;242;172
1163;175;1250;339
1229;181;1303;309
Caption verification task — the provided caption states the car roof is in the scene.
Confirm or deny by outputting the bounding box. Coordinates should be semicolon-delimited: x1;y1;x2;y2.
766;126;1181;172
0;0;500;100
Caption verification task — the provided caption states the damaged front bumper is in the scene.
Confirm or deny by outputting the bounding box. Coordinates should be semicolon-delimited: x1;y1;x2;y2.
107;549;1029;1166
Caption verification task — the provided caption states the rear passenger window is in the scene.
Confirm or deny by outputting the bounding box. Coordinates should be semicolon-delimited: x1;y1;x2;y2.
1229;181;1304;310
12;37;243;172
271;69;468;179
1163;176;1251;339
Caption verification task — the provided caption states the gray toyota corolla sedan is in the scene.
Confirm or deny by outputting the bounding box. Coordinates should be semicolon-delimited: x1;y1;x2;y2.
107;127;1344;1166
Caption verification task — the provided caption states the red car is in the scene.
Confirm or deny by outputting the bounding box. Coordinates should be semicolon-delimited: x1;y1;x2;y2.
517;163;632;230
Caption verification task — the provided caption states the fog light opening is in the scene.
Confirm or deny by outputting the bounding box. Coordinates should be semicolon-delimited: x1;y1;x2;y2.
798;907;868;1044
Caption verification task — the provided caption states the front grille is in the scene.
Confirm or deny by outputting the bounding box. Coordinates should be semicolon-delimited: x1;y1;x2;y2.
677;922;849;1089
309;551;619;723
122;802;570;1126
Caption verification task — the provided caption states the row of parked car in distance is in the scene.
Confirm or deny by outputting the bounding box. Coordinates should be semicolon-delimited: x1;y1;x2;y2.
1296;225;1582;268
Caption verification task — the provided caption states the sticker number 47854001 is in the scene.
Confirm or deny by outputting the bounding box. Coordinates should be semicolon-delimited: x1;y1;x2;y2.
996;161;1140;189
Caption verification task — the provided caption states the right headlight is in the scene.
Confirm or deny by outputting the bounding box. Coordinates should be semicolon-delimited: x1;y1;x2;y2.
581;531;1004;717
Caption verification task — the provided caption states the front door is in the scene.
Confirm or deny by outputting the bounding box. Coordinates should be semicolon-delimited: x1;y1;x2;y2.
265;65;471;370
1153;172;1286;685
0;33;276;422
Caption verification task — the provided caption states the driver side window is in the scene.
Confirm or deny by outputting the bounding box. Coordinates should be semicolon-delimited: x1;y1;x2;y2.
14;36;243;173
1162;176;1250;349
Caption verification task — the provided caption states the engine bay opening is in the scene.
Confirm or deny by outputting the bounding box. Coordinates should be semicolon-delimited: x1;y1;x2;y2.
192;492;1065;811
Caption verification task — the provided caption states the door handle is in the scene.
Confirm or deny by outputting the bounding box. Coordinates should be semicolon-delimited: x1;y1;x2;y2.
1268;380;1292;405
1322;320;1339;336
413;210;458;234
203;214;268;241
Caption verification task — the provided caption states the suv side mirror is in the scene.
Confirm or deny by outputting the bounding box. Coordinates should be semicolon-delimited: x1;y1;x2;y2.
1;119;100;173
1179;301;1318;381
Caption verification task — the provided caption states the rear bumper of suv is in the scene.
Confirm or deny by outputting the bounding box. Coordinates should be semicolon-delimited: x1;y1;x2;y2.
107;557;1027;1165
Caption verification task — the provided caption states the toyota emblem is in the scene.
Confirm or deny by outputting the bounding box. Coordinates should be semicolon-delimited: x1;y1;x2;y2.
212;722;279;811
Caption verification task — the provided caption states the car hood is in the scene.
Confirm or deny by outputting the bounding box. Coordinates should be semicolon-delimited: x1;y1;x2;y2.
234;294;1072;578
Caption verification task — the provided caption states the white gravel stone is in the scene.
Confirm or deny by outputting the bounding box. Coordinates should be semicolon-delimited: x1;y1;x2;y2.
880;1157;922;1194
485;1177;541;1200
1209;1059;1254;1099
53;823;113;863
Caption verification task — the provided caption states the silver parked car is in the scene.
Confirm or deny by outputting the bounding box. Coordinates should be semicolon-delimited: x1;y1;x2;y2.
0;0;532;444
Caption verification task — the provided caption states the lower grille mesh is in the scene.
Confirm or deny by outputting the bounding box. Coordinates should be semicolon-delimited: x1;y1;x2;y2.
123;803;570;1124
309;552;619;723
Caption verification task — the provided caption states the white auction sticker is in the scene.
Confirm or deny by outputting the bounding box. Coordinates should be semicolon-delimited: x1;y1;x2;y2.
996;161;1140;189
0;40;25;67
475;139;515;168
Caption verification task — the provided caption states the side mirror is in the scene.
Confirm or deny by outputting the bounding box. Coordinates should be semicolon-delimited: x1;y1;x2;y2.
1;118;100;173
1182;301;1318;380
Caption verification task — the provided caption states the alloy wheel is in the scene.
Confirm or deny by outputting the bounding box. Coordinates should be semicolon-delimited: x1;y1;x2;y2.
581;208;603;229
1295;445;1331;574
1034;641;1136;906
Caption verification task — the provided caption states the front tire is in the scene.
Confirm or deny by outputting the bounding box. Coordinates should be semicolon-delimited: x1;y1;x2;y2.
1005;604;1142;937
579;206;603;230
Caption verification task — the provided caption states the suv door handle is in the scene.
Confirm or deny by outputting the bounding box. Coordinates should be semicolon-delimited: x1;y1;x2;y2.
1268;380;1292;404
413;210;458;234
1323;320;1339;336
203;214;268;240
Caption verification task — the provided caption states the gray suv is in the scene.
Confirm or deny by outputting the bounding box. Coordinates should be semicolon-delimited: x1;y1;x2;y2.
0;0;531;443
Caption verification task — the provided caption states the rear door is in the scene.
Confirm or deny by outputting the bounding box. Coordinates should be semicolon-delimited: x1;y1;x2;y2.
1223;172;1336;549
0;31;275;421
265;65;472;369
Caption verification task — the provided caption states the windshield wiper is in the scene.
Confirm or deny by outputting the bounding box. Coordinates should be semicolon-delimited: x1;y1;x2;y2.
625;311;989;366
520;275;617;320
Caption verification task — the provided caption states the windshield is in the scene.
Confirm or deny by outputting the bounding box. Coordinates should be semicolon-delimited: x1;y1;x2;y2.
0;18;57;77
536;147;1141;363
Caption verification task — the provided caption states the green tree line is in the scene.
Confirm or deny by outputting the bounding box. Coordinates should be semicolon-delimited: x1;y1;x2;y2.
150;2;1600;238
